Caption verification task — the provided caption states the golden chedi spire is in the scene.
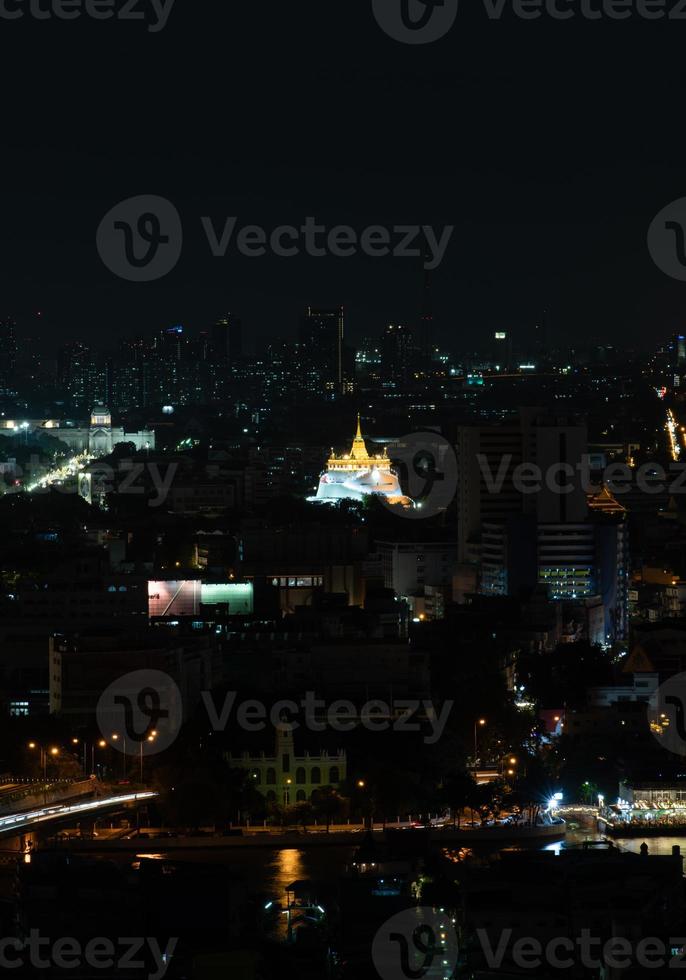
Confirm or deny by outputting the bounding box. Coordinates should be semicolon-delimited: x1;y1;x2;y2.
350;413;369;460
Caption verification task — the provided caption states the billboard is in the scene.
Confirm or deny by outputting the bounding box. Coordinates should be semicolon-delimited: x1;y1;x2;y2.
148;581;253;618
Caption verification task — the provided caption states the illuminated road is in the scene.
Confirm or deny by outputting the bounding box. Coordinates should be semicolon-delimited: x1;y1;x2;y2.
25;453;94;493
0;792;157;836
667;408;682;461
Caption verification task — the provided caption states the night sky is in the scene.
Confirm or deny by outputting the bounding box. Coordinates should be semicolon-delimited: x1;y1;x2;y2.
3;1;686;355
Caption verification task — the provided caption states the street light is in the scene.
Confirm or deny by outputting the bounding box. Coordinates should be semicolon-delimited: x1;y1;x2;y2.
90;740;107;776
474;719;486;767
71;738;85;774
112;733;127;780
140;733;156;783
28;743;59;803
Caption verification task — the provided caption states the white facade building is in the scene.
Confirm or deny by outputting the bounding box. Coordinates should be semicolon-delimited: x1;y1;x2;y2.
0;406;154;456
227;727;346;807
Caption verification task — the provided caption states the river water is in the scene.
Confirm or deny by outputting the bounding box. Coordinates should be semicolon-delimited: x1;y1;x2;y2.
45;825;686;896
5;824;683;909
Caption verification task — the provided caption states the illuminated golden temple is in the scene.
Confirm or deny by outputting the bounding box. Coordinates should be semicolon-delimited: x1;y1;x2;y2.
312;415;407;504
324;415;392;472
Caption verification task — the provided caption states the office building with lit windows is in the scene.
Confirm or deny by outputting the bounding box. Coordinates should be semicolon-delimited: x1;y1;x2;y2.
457;410;628;643
0;316;18;397
299;306;347;395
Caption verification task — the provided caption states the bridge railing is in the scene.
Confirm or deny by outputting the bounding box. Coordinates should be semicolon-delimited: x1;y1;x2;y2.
0;778;95;814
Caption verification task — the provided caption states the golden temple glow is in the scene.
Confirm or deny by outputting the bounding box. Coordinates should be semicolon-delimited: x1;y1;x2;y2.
326;414;391;473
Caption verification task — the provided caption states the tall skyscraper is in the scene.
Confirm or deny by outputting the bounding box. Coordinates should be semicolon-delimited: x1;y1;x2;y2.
420;235;433;362
534;310;548;361
0;316;18;397
493;331;513;371
456;409;628;642
158;325;186;362
381;323;414;384
212;314;243;364
356;337;382;384
109;339;150;411
674;332;686;388
299;306;345;395
57;342;106;407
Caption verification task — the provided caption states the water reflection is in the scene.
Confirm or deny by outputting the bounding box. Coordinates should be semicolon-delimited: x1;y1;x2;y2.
543;826;686;857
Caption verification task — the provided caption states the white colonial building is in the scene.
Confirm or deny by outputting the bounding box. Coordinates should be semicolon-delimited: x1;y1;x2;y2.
0;406;154;456
227;727;346;807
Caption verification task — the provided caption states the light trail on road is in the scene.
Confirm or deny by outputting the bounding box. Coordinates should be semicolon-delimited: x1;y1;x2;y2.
667;409;681;461
25;453;94;494
0;792;157;834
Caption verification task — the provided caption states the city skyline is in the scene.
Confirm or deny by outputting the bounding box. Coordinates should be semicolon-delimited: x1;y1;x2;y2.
3;4;686;975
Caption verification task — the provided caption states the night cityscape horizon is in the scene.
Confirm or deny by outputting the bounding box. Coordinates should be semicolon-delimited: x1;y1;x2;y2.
6;2;686;978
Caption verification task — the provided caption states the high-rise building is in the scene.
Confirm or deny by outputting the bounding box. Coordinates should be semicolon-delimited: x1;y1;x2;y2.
355;337;382;384
158;325;186;362
381;323;414;385
493;331;513;371
533;311;548;360
211;313;243;364
419;234;433;363
457;408;589;565
0;316;18;397
673;333;686;388
57;342;106;408
456;409;628;642
299;306;345;395
109;340;149;411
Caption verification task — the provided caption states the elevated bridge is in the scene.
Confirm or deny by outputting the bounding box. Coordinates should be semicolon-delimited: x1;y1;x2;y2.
0;791;158;841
